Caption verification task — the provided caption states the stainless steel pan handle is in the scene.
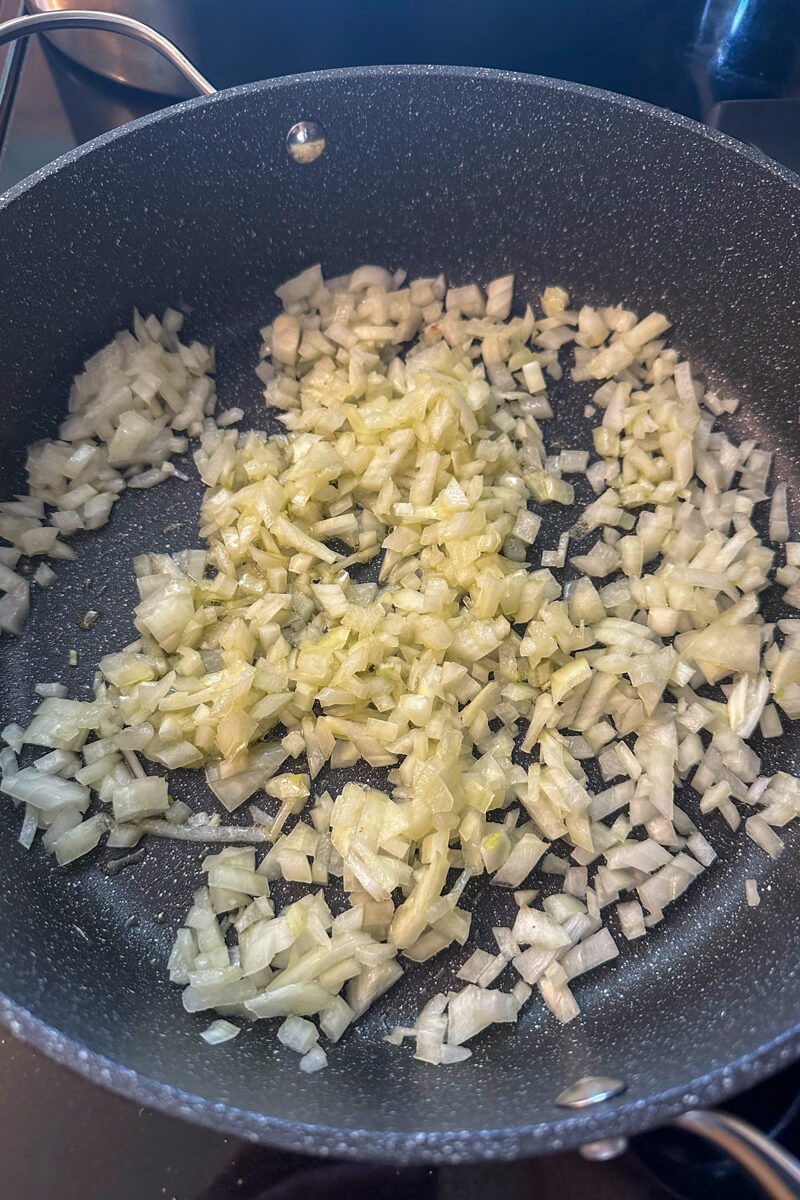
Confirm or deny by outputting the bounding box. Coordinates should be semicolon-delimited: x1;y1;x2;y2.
0;9;216;96
672;1109;800;1200
568;1076;800;1199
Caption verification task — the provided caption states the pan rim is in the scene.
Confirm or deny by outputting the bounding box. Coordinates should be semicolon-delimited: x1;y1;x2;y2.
2;62;800;214
3;988;800;1161
2;62;800;1161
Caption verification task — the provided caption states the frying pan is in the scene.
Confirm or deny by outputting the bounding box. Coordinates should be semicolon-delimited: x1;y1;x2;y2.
2;11;800;1193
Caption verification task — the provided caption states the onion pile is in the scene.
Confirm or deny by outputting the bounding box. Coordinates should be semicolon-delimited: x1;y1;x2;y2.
2;263;799;1070
0;309;216;635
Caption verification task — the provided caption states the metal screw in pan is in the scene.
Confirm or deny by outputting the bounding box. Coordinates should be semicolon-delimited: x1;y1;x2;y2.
556;1075;628;1109
286;121;327;164
556;1076;630;1161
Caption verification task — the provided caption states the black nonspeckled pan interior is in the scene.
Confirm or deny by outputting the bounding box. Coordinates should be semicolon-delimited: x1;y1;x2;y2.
1;67;800;1163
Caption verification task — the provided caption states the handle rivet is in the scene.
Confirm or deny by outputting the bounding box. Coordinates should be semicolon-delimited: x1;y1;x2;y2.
286;121;326;164
556;1075;627;1108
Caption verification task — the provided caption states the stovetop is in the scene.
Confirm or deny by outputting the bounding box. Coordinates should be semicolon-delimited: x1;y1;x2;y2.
2;3;800;1198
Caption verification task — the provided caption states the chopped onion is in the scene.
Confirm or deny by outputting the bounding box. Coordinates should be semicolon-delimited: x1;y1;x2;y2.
616;900;646;940
299;1045;328;1073
34;563;56;588
277;1015;319;1054
745;815;784;859
686;831;717;867
537;973;580;1023
33;682;68;699
561;928;619;980
140;820;268;844
18;804;38;850
200;1019;240;1045
770;484;790;543
53;813;110;865
447;985;517;1046
457;948;496;984
5;261;800;1073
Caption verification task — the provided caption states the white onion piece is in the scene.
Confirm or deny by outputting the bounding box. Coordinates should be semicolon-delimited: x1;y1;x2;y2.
745;815;784;859
200;1019;240;1044
112;777;169;822
537;974;580;1023
770;484;789;543
475;953;509;989
299;1046;328;1073
34;563;56;588
456;949;496;984
319;996;354;1043
18;804;38;850
687;831;717;867
33;682;69;699
616;900;646;940
140;820;269;844
277;1015;319;1054
0;768;89;812
447;985;518;1046
561;928;619;980
493;926;520;959
53;813;110;865
0;747;18;777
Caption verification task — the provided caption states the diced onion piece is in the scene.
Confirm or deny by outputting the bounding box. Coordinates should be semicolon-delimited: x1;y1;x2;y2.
112;776;169;822
18;804;39;850
770;484;789;543
320;996;354;1043
456;949;496;984
200;1019;240;1044
447;985;517;1046
687;831;717;867
616;900;646;941
561;928;619;980
299;1045;328;1073
537;974;580;1023
277;1015;319;1054
53;813;110;865
745;815;784;859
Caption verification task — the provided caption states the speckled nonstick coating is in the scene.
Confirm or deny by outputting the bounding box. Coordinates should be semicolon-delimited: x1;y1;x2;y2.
1;67;800;1163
